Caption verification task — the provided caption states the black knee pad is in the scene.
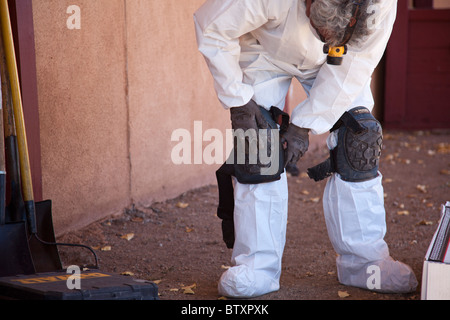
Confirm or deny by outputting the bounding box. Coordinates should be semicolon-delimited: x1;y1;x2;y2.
307;107;383;182
332;107;383;182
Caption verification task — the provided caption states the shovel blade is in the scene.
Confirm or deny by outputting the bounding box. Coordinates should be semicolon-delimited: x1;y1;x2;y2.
28;200;63;273
0;222;35;277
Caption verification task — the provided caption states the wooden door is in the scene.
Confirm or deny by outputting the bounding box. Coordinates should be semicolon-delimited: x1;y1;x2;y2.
384;1;450;130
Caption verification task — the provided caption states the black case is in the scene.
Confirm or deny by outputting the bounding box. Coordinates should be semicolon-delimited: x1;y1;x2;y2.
0;270;158;300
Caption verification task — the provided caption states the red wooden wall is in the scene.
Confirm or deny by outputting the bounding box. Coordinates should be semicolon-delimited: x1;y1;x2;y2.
384;1;450;130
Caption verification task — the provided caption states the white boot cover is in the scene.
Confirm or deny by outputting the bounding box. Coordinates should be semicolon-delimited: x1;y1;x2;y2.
323;173;418;293
218;173;288;298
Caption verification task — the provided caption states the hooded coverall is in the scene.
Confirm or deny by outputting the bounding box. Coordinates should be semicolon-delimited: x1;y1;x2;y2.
194;0;418;297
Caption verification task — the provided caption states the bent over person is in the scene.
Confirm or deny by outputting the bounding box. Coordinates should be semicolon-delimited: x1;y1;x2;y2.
194;0;418;298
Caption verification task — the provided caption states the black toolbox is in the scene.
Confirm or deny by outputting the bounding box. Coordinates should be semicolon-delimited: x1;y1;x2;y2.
0;270;158;300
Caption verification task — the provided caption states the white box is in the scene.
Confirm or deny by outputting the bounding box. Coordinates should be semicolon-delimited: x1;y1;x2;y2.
421;260;450;300
421;202;450;300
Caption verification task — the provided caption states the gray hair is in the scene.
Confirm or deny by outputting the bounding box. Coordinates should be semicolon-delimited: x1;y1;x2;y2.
309;0;380;47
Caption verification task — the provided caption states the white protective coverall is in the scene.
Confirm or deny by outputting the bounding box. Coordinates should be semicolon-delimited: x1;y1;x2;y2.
194;0;418;297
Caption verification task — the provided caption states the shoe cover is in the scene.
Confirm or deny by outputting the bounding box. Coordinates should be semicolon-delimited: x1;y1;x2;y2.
218;173;288;298
323;173;390;262
218;265;281;298
323;173;418;293
336;256;418;293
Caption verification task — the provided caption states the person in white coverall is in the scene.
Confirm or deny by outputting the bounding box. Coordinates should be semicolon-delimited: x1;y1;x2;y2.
194;0;418;298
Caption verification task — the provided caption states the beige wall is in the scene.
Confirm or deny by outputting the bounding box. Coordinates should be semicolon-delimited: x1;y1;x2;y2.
125;1;228;206
408;0;450;8
32;0;228;235
434;0;450;8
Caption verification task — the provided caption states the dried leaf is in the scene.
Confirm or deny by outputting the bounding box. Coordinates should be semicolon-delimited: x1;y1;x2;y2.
169;288;179;292
384;178;393;183
440;169;450;175
299;172;309;178
436;143;450;154
131;217;144;222
309;197;320;203
176;202;189;208
416;185;427;193
152;279;162;284
183;287;195;295
221;265;231;269
121;271;134;276
417;220;433;226
397;210;410;215
338;290;350;298
101;245;111;251
300;190;310;195
185;226;194;233
401;159;411;165
181;283;196;295
120;233;135;241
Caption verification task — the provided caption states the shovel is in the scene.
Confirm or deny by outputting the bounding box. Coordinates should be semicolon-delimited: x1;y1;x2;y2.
0;16;36;277
0;0;63;274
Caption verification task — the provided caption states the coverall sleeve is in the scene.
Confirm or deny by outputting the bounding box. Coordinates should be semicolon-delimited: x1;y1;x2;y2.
194;0;273;108
290;1;398;135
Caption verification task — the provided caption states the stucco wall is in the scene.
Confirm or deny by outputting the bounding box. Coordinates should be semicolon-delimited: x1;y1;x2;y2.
125;1;228;206
32;0;227;235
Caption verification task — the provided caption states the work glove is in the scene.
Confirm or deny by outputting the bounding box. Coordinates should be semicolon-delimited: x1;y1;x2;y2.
229;100;270;175
229;99;269;132
281;123;310;167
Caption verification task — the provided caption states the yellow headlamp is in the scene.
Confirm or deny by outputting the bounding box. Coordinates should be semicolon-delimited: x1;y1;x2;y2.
323;44;348;66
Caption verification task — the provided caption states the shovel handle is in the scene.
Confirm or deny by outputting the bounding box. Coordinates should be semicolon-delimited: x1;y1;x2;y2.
0;21;7;226
0;0;36;233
